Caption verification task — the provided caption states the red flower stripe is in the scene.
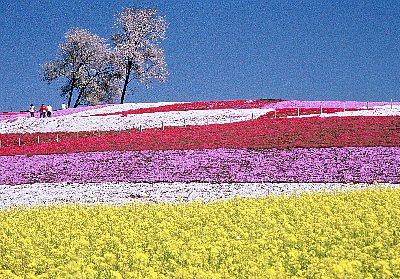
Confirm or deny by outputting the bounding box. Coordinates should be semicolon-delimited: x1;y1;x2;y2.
260;107;371;118
92;99;283;116
0;116;399;156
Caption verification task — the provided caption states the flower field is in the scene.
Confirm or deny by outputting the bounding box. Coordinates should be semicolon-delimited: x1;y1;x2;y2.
1;189;400;278
91;99;281;116
0;99;400;278
0;115;399;156
1;147;399;185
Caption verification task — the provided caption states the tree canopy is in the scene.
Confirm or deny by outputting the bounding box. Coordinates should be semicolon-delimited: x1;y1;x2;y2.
41;28;120;108
112;7;168;104
40;7;168;107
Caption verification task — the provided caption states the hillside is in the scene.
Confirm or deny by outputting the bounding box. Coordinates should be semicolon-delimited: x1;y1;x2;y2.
1;99;400;277
1;99;399;204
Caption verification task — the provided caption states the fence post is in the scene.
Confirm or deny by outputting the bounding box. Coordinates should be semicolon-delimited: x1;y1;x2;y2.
391;99;393;109
184;119;186;127
251;113;254;120
366;102;369;109
18;138;21;147
139;125;142;132
343;103;346;112
320;106;322;115
56;134;59;142
37;135;40;144
161;121;164;130
274;110;277;118
0;140;2;148
297;108;300;116
98;131;101;137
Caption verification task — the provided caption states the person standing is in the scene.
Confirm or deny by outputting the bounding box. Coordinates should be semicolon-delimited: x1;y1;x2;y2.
39;104;47;118
61;103;67;110
47;104;53;117
29;104;35;117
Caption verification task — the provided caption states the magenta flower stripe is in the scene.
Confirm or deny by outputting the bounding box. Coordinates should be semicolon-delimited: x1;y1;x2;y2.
262;100;400;109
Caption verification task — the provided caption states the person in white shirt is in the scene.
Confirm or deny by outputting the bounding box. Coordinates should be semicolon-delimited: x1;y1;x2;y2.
61;103;67;110
29;104;35;117
47;105;53;117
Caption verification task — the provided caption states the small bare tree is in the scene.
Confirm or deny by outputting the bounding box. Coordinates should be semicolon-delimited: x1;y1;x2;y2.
41;28;120;108
112;7;168;104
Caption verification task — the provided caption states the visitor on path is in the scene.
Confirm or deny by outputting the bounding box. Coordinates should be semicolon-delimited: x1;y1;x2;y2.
47;104;53;117
61;103;67;110
39;104;47;118
29;104;35;117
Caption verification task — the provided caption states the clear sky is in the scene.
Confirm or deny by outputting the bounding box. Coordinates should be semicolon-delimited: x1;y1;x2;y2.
0;0;399;111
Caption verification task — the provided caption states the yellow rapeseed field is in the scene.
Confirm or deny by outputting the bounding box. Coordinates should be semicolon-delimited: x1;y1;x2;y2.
0;188;400;278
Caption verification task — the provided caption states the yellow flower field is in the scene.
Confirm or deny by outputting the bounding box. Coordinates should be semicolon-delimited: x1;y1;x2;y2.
1;188;400;278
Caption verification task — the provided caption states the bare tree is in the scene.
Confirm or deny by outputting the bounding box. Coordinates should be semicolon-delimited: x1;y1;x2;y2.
41;28;120;108
112;7;168;104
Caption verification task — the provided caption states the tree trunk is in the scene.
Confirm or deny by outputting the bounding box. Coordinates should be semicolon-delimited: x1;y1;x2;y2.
120;60;132;104
67;87;74;108
67;78;76;108
73;89;84;108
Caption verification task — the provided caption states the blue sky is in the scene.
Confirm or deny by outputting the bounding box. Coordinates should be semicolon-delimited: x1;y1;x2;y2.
0;0;399;111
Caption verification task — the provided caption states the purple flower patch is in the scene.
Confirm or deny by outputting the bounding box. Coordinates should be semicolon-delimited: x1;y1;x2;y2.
0;147;398;185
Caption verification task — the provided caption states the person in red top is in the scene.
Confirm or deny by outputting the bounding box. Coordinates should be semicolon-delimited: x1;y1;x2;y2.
39;104;47;118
